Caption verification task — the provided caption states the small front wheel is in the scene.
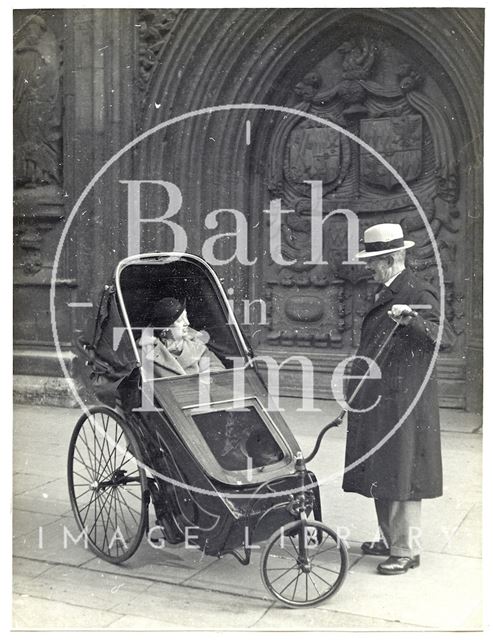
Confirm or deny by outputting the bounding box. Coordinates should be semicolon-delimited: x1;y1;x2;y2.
261;520;348;607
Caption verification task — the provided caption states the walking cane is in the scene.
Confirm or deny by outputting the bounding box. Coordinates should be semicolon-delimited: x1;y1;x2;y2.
305;306;418;462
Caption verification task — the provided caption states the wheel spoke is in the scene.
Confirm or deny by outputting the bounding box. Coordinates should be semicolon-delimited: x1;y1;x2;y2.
292;571;300;601
79;490;99;526
271;544;298;562
268;562;298;584
308;572;321;596
311;562;341;576
262;523;347;606
91;488;115;542
116;488;141;525
288;534;299;556
87;486;114;541
74;486;93;501
72;469;93;484
74;443;96;480
118;445;136;473
93;416;113;482
310;568;334;589
118;485;141;500
75;431;97;474
69;411;148;565
78;425;97;480
94;426;127;486
278;570;302;596
98;487;117;554
113;488;133;543
310;541;338;560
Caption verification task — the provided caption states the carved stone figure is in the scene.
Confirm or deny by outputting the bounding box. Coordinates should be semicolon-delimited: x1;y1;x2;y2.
14;15;61;187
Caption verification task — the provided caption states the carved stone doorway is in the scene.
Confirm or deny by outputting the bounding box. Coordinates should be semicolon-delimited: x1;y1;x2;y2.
244;13;479;409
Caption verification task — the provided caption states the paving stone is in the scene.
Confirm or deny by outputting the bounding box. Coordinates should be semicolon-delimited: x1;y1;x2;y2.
27;477;71;502
181;550;269;599
12;594;121;630
13;557;52;579
14;405;81;432
441;502;482;558
106;614;190;630
110;580;269;628
13;452;67;479
440;409;481;434
13;473;55;495
182;547;361;600
16;564;151;612
12;403;483;631
14;515;95;566
254;606;427;630
13;510;61;539
14;494;71;517
319;552;482;630
81;538;218;585
13;557;53;593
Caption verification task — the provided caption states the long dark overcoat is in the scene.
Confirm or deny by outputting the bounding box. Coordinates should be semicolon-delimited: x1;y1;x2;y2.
342;268;454;500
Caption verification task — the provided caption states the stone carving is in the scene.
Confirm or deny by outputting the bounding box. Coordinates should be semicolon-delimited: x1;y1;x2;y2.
294;72;321;102
287;126;342;184
265;30;463;348
360;115;423;189
338;37;377;80
13;186;64;275
285;296;324;323
336;37;377;116
136;9;180;114
13;15;62;187
397;63;423;94
16;226;43;274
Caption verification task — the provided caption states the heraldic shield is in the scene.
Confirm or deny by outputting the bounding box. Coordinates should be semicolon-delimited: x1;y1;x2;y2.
359;115;423;190
286;126;342;184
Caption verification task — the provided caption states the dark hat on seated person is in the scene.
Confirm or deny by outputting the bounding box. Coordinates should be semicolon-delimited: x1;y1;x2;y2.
149;297;185;327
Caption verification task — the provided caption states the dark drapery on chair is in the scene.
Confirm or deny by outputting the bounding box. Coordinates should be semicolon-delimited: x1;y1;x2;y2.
75;281;140;406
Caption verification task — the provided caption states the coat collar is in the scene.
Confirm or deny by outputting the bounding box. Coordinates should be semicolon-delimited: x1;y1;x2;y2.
140;329;207;376
145;341;187;375
368;269;409;312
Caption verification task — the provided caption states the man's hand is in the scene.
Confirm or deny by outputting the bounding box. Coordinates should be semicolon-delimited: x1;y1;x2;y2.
388;304;417;326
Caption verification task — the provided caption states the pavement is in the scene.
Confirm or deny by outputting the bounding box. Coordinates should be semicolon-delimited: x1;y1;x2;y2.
12;399;482;631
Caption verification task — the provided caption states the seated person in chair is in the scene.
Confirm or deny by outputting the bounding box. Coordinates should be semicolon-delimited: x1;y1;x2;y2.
138;297;225;378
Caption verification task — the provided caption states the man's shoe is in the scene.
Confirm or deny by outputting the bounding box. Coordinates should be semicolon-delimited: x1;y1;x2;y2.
361;540;390;556
377;555;420;575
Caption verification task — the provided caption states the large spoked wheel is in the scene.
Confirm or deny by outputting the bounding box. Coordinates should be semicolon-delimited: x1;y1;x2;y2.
68;407;148;564
261;520;348;608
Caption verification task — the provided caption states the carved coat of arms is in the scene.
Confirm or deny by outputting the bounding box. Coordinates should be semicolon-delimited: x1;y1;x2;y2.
286;126;342;184
359;115;423;190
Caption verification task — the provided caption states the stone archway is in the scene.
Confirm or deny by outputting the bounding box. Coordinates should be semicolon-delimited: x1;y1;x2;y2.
245;11;480;409
130;8;483;408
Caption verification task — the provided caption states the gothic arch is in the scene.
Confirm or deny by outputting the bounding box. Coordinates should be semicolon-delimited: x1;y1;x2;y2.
133;8;482;407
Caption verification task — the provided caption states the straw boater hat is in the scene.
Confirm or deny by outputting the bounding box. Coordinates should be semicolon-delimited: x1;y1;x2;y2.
355;223;415;259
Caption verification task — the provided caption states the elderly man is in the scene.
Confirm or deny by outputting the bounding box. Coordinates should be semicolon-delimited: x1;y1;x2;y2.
342;223;454;575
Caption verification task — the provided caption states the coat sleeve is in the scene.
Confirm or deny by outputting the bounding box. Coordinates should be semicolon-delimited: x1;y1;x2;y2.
199;348;225;372
404;286;455;351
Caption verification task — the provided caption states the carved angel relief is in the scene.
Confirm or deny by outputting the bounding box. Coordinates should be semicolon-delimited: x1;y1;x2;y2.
265;34;461;349
14;15;61;188
13;14;64;276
